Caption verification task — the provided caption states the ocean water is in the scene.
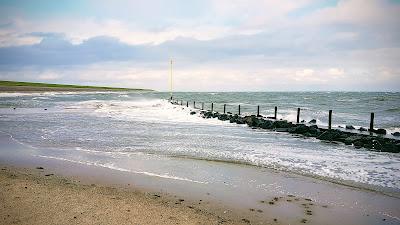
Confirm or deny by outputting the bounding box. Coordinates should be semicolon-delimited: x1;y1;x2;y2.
0;91;399;193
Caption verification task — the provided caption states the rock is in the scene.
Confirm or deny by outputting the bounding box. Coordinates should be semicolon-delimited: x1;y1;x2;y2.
195;101;399;153
241;218;250;223
308;125;321;135
359;127;367;131
218;114;230;121
375;128;387;134
344;136;361;145
392;132;400;137
259;120;273;129
275;128;289;132
36;167;44;170
272;120;292;128
374;128;387;135
190;111;196;115
289;124;310;134
309;119;317;124
317;130;342;141
243;115;258;126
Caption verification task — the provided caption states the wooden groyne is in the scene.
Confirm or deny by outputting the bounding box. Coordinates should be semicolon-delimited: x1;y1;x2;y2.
169;99;400;153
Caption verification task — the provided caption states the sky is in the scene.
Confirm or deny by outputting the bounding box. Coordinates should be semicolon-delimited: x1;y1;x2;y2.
0;0;399;91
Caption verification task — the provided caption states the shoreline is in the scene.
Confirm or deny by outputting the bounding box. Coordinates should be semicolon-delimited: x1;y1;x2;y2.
1;133;399;225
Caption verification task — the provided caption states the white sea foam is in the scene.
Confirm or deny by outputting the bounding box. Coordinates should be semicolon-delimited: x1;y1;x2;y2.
72;98;230;126
35;155;207;184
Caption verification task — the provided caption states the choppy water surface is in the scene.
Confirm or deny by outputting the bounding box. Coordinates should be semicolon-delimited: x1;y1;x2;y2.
0;91;399;192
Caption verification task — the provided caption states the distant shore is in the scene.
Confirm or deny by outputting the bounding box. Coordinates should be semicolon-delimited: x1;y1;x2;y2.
0;80;152;92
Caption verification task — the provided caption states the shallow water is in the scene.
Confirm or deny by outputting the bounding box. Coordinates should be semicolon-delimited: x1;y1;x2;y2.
0;91;399;193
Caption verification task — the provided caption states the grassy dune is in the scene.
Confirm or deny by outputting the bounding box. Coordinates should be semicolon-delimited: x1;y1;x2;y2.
0;80;152;91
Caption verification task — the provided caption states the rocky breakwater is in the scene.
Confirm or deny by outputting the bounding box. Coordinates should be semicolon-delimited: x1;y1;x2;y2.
198;110;400;153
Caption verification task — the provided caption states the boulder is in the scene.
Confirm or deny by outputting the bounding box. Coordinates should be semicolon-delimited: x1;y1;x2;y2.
392;132;400;137
275;128;289;132
308;125;321;135
190;111;196;115
309;119;317;124
345;125;355;130
372;128;387;135
359;127;367;132
317;130;342;141
289;124;309;134
259;120;273;129
218;114;230;121
272;120;292;128
243;115;258;127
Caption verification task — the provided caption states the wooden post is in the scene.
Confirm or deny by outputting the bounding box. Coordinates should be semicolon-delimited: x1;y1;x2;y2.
257;105;260;117
297;108;300;123
238;105;241;115
274;106;277;119
186;101;189;107
202;103;204;110
224;104;226;114
370;112;374;131
211;103;214;112
328;110;332;129
180;100;182;106
194;101;196;108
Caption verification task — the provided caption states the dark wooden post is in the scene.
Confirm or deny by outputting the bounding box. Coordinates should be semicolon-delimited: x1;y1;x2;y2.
202;103;204;110
194;101;196;108
370;112;374;131
186;101;189;107
257;105;260;117
328;110;332;129
223;104;226;114
180;100;183;106
274;106;277;119
297;108;300;123
238;105;241;115
211;103;213;112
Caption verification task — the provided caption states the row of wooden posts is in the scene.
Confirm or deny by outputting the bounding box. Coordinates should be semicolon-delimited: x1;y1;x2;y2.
171;99;376;131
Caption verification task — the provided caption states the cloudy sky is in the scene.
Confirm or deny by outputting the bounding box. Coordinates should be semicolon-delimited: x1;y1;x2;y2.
0;0;399;91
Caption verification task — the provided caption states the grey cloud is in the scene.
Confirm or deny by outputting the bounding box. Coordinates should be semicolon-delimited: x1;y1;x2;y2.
0;22;399;67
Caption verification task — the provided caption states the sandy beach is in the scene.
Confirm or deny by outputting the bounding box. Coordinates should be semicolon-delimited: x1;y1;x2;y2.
0;166;243;225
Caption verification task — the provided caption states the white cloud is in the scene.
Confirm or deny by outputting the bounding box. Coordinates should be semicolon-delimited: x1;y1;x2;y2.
37;71;62;80
328;68;344;76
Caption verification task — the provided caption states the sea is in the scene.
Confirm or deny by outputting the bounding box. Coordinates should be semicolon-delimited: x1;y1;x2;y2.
0;91;399;194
